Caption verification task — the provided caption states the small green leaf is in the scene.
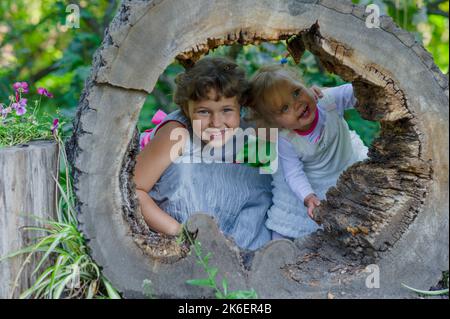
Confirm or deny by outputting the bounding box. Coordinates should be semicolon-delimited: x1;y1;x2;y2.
215;291;225;299
222;278;228;296
207;267;218;279
186;278;215;288
203;252;212;264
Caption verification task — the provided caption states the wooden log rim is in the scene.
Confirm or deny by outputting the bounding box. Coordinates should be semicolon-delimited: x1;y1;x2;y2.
66;0;448;298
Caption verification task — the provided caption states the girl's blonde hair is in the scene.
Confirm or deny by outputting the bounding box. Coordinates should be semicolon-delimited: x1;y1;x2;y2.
247;64;305;128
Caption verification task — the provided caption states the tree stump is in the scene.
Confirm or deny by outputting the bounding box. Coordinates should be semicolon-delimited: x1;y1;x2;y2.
0;140;58;298
67;0;448;298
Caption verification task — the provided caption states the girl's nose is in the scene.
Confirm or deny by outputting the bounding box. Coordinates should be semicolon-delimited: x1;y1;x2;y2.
210;113;223;128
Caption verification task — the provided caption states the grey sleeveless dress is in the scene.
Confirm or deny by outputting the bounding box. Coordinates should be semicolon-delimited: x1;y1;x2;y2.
147;110;273;250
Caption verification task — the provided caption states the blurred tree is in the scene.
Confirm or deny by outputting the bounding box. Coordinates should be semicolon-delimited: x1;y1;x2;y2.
0;0;119;131
354;0;449;72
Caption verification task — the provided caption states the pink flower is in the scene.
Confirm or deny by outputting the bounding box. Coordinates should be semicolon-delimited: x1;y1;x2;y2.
51;118;59;134
139;109;168;150
139;131;152;150
12;98;27;116
37;87;53;98
0;103;10;117
13;82;29;94
151;109;167;125
2;106;11;117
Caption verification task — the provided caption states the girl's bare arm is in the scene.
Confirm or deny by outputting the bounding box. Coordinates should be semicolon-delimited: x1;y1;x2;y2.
133;122;188;236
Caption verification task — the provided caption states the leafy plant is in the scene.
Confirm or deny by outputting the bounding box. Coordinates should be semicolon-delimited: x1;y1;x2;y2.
141;228;258;299
0;81;67;147
0;127;120;299
345;109;381;147
235;134;277;171
182;228;258;299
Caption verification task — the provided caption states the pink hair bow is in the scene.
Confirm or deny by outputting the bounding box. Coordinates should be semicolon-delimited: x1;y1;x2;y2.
139;109;167;150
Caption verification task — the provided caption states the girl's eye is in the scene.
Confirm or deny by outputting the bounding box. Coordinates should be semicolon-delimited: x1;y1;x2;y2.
197;110;209;115
223;108;234;113
293;89;301;98
281;105;289;113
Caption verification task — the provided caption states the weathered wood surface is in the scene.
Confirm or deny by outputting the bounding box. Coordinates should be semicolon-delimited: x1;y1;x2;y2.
67;0;448;298
0;140;58;298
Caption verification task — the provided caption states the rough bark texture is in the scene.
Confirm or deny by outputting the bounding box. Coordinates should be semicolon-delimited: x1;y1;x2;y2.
0;140;58;298
67;0;449;298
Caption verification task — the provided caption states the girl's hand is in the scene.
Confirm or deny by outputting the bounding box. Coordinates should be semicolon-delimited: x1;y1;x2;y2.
304;193;321;220
310;85;324;102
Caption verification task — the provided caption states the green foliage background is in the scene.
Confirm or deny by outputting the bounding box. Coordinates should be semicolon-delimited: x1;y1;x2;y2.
0;0;448;145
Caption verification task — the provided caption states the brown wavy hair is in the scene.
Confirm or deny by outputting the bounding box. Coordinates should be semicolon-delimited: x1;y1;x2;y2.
174;57;250;117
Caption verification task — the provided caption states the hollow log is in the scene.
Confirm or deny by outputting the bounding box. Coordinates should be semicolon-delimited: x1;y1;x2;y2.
67;0;449;298
0;140;58;298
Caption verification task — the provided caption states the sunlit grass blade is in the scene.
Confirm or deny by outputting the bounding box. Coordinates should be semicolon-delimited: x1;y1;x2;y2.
103;278;121;299
402;283;449;296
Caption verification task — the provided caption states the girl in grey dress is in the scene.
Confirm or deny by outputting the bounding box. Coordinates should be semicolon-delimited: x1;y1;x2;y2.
134;57;273;250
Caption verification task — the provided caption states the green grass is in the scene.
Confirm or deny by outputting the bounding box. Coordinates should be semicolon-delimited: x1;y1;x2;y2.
0;113;53;148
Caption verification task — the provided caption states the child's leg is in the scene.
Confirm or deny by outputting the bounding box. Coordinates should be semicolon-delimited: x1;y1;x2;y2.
271;231;294;241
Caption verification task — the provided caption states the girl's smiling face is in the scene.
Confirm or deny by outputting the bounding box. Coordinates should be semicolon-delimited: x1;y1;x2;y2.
188;89;240;147
270;81;318;131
